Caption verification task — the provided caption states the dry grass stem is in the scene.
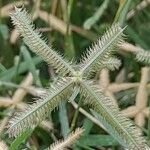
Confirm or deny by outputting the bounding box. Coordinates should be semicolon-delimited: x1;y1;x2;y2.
0;73;33;134
127;0;150;20
12;73;33;105
0;1;28;17
0;141;8;150
108;83;139;93
0;97;13;107
40;120;54;131
99;69;119;107
71;101;105;130
118;42;141;53
121;67;149;127
51;0;58;15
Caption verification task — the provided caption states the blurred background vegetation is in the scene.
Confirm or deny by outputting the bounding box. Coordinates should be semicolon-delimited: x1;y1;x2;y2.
0;0;150;149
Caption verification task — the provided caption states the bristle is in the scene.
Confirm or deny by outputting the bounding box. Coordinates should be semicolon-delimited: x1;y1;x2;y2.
8;7;150;150
47;128;84;150
136;50;150;65
7;78;74;137
103;57;121;70
10;7;74;76
80;23;125;77
87;57;121;77
80;80;148;150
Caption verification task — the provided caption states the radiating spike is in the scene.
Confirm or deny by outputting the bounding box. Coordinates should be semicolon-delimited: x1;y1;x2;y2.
80;23;125;77
7;78;74;137
10;7;74;76
80;80;149;150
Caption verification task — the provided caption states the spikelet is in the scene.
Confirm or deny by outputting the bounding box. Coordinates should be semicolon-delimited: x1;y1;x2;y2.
90;57;121;77
10;7;74;76
85;57;121;78
80;80;148;150
135;49;150;65
103;57;121;70
47;128;84;150
80;23;125;77
7;78;74;137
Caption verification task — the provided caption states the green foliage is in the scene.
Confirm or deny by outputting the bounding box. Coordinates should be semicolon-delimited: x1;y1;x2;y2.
0;63;6;72
6;7;150;150
78;135;118;147
9;128;34;150
21;45;42;86
0;57;42;81
83;0;109;30
114;0;132;26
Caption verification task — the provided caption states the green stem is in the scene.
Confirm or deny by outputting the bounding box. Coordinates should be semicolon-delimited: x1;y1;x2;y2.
65;0;75;59
70;97;82;132
114;0;132;26
66;0;74;36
